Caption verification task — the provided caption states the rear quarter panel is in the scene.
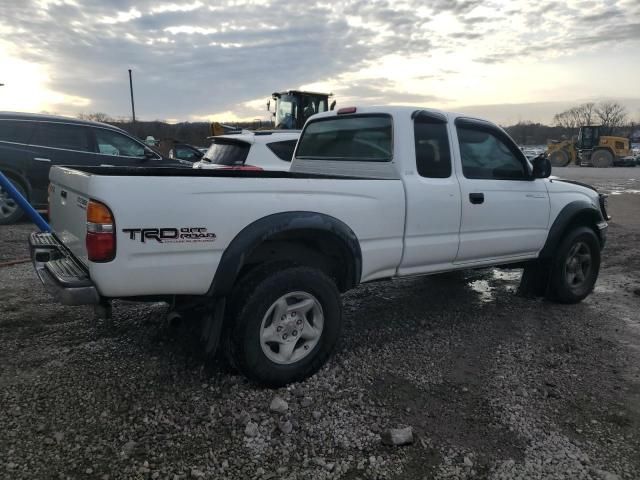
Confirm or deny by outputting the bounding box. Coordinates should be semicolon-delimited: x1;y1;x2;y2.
86;175;405;297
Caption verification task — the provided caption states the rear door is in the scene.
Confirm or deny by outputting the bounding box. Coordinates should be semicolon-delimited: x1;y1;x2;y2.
453;118;550;263
28;121;96;203
398;111;461;275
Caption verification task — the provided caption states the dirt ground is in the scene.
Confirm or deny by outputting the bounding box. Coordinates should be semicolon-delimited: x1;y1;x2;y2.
1;169;639;480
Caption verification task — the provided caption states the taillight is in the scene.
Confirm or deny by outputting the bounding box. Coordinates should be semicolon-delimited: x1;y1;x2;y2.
337;107;357;115
86;199;115;262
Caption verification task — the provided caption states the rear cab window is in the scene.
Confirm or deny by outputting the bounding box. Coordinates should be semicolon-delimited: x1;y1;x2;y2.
203;139;251;166
295;114;392;161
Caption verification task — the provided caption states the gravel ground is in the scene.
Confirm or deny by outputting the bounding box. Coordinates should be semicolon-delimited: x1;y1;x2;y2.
1;169;639;479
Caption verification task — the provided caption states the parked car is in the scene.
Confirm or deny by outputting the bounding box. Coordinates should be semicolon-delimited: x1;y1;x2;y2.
30;106;609;387
168;142;205;162
0;112;191;224
192;130;300;171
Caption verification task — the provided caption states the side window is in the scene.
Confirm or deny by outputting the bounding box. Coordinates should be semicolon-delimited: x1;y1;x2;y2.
0;120;35;144
266;140;297;161
456;126;527;180
31;123;92;152
94;129;146;157
414;120;451;178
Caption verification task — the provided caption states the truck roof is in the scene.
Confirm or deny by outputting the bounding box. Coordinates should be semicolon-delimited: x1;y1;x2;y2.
307;105;493;125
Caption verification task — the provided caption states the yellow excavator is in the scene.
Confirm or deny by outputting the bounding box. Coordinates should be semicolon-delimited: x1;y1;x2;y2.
547;126;633;167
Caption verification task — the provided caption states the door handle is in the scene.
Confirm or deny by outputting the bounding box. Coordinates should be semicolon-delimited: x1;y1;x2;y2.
469;192;484;204
33;157;51;162
526;193;547;199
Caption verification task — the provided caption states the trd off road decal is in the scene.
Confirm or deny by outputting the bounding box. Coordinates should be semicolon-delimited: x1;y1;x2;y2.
122;227;216;243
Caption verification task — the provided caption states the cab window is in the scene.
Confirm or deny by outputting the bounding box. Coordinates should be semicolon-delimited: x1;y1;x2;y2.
456;125;527;180
414;120;451;178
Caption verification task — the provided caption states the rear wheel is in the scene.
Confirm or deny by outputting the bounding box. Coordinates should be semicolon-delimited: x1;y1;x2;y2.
591;149;613;168
548;227;600;304
549;149;570;167
229;266;342;387
0;179;26;225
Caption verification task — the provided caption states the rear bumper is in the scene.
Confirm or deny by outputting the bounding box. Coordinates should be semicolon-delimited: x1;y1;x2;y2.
29;232;100;305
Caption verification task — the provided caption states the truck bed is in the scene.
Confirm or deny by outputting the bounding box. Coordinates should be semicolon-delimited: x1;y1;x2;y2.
48;166;405;298
59;165;372;180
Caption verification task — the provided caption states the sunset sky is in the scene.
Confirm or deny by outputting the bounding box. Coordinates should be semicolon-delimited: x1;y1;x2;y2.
1;0;639;125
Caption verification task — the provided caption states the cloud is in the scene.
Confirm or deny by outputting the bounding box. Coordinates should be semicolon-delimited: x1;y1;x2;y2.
0;0;639;122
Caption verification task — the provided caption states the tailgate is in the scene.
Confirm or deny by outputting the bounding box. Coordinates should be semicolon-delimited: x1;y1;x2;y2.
48;167;92;265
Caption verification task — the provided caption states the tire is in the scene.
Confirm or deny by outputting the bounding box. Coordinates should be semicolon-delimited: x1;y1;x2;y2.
549;149;570;167
0;179;26;225
591;149;613;168
229;266;342;387
548;227;600;304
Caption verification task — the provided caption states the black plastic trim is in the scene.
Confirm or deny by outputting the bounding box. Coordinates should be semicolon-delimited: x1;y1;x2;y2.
411;110;448;124
207;211;362;296
539;201;605;258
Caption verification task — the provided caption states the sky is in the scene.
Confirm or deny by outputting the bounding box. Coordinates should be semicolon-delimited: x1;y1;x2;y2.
0;0;639;126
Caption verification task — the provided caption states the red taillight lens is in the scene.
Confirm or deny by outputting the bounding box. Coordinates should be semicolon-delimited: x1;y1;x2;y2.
337;107;357;115
86;200;115;262
86;231;115;262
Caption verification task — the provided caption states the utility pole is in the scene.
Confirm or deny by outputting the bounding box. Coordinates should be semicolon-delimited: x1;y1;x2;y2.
128;69;136;124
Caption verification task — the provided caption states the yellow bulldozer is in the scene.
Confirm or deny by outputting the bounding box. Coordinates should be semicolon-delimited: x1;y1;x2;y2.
547;126;633;168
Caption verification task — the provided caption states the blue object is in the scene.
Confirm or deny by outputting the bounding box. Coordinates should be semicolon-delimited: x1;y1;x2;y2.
0;171;50;232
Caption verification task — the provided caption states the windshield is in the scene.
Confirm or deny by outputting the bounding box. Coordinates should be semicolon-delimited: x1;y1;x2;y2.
202;139;251;166
275;95;297;129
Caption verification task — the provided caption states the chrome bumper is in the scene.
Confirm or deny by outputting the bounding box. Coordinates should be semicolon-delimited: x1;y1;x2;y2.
29;232;100;305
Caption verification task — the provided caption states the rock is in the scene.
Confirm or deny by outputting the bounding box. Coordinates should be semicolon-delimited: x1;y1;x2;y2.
222;460;229;469
381;426;414;446
301;396;313;408
256;467;265;476
312;411;322;420
86;468;94;474
237;410;251;426
270;396;288;414
53;432;64;443
6;463;17;470
122;440;137;456
592;469;622;480
463;456;473;468
190;469;204;478
245;421;259;437
279;420;293;434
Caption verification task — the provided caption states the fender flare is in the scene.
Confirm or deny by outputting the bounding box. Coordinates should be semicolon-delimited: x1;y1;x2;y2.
539;200;604;259
207;211;362;296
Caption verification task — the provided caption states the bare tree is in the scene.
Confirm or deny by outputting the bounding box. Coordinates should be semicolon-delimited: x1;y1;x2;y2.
595;102;627;135
78;112;113;123
553;103;597;130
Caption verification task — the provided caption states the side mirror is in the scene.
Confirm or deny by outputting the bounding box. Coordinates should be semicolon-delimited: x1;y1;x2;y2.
141;149;156;161
532;155;551;178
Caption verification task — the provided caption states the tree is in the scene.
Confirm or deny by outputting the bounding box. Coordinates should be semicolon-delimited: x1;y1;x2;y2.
78;112;113;123
553;103;596;130
595;102;627;135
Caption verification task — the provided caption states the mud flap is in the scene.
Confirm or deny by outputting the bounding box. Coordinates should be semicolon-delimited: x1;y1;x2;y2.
201;297;226;356
518;261;551;298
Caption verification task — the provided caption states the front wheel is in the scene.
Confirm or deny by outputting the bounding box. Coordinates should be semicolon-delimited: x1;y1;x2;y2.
549;227;600;304
591;149;613;168
230;266;342;387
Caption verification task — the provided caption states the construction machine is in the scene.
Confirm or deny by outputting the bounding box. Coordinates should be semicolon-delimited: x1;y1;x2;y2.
267;90;336;130
547;126;633;167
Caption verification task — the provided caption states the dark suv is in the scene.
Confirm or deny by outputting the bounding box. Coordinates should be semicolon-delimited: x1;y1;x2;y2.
0;112;189;224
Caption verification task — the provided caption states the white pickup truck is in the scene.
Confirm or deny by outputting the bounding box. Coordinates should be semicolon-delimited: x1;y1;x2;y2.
30;106;609;386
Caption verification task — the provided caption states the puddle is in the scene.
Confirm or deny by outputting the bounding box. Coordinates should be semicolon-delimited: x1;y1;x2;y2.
468;279;495;303
468;269;522;303
609;189;640;195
